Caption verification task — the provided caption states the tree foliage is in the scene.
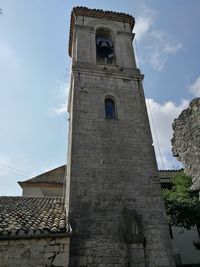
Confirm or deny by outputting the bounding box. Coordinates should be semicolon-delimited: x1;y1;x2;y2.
162;172;200;230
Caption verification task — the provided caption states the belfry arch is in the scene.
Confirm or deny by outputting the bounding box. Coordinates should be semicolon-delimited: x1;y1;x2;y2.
96;28;115;64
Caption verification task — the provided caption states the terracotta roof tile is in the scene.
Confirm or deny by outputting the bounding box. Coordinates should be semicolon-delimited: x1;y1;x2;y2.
0;197;71;239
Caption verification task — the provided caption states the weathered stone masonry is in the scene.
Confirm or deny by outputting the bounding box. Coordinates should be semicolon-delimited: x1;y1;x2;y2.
0;197;70;267
0;236;69;267
172;97;200;191
66;7;175;267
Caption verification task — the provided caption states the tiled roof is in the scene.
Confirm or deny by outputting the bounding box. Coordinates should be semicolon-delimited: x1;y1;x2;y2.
159;169;183;183
159;169;183;172
69;6;135;56
18;165;65;186
0;197;71;239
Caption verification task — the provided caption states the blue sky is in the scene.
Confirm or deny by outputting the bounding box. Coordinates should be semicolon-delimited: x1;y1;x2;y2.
0;0;200;195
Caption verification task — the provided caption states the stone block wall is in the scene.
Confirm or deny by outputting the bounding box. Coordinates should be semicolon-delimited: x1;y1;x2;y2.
66;8;175;266
67;64;175;266
0;236;69;267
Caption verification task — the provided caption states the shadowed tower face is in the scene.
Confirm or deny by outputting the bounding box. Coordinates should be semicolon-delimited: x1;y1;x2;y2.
66;7;175;267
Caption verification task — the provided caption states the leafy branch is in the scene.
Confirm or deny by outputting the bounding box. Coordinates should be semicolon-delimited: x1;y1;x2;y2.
162;172;200;230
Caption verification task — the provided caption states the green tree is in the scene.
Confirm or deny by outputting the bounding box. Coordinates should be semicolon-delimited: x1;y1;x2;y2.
162;172;200;231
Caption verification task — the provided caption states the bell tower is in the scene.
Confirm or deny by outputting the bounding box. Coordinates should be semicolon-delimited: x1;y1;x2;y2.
66;7;175;267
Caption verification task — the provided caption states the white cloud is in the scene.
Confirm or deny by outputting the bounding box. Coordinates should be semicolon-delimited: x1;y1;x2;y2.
163;42;182;54
56;80;69;98
54;103;67;115
134;6;156;41
149;50;166;72
147;32;182;71
188;76;200;97
134;5;182;71
147;31;182;71
151;31;182;54
53;80;69;116
146;98;189;169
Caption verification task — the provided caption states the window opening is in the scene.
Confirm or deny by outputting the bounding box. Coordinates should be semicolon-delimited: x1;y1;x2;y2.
96;28;114;64
105;98;116;119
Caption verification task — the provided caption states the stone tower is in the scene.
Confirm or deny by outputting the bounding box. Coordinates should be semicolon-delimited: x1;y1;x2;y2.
66;7;175;267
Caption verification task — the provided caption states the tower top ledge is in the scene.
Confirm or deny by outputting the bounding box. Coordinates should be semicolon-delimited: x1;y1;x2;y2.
68;6;135;57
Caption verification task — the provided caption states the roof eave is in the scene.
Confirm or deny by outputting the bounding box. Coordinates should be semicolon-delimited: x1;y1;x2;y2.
0;232;71;241
18;181;63;187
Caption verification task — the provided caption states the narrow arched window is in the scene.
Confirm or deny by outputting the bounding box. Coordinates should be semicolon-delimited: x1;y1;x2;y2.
105;98;116;119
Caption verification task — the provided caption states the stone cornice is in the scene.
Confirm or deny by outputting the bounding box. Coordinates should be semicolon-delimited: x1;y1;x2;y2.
72;62;144;80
